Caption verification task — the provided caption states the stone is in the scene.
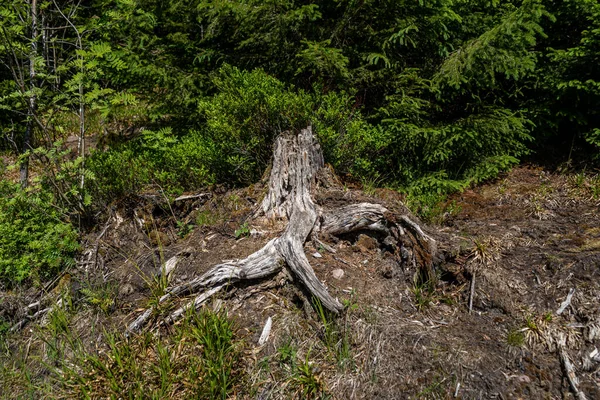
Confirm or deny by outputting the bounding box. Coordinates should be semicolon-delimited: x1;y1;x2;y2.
332;269;344;280
119;283;135;296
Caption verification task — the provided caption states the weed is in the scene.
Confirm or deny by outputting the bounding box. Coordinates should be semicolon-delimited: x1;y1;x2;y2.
406;192;461;225
258;356;271;372
361;173;383;196
590;175;600;199
80;281;116;314
176;220;194;238
190;309;239;399
196;209;219;228
522;313;549;345
228;193;241;210
412;275;437;311
524;315;540;333
417;375;451;398
234;222;251;239
0;317;10;341
468;237;499;268
313;297;353;370
506;328;525;347
291;349;328;400
278;339;298;367
573;171;586;188
57;309;242;399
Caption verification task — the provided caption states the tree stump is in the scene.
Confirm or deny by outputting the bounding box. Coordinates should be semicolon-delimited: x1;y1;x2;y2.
127;126;436;333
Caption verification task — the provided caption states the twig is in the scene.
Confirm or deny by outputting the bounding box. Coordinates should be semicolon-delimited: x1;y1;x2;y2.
469;272;476;313
174;193;211;202
333;256;352;267
557;337;588;400
313;237;336;254
93;219;111;270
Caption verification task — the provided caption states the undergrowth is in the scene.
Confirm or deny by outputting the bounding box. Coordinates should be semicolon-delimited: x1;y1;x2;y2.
313;297;354;371
0;307;244;399
0;181;79;286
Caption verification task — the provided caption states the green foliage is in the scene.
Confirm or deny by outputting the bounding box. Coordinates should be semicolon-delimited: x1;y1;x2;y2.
2;0;599;245
190;309;239;399
534;0;600;158
297;39;350;82
278;339;298;367
80;281;117;315
0;181;79;285
198;65;313;184
313;297;352;370
435;0;552;92
234;222;250;239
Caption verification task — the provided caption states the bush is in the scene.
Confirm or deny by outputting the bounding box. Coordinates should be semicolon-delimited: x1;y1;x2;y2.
197;65;314;184
87;65;534;207
86;65;366;199
0;181;79;286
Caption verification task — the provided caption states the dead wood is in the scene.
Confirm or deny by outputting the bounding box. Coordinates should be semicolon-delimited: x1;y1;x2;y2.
127;126;436;334
557;334;588;400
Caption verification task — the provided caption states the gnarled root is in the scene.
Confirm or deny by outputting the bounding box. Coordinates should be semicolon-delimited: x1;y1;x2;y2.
127;126;435;334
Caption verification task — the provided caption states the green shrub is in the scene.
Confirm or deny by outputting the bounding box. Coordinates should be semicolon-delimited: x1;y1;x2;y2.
85;65;370;200
87;65;535;207
197;65;314;184
0;181;79;286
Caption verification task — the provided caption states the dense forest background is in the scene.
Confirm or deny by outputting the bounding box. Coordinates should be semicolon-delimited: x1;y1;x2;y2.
1;0;599;286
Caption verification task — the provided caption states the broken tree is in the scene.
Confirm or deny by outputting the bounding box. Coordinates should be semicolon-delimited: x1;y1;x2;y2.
128;126;436;333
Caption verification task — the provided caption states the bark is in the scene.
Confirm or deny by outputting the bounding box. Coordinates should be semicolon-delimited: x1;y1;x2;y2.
127;126;436;333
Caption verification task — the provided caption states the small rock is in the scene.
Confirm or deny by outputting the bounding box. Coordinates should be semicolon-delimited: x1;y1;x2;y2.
312;252;322;258
383;235;396;248
332;269;344;280
250;229;265;238
379;263;394;279
119;283;135;296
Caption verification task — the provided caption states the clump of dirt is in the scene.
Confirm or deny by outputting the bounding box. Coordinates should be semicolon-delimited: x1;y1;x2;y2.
2;166;600;399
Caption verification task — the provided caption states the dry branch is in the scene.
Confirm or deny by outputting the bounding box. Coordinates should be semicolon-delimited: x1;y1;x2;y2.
557;334;588;400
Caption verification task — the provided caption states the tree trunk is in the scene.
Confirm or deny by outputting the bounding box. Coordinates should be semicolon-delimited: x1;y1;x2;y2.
128;126;436;333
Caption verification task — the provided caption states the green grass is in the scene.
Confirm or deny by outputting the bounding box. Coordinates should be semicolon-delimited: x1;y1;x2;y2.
0;307;244;399
60;309;242;399
313;297;353;370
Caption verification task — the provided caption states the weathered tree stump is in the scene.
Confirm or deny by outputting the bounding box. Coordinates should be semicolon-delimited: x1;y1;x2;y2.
127;126;436;334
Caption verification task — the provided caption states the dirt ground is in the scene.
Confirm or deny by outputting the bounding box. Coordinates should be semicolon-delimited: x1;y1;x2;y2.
1;165;599;399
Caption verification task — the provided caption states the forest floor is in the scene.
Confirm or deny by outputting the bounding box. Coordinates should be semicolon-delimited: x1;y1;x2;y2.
1;165;600;399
